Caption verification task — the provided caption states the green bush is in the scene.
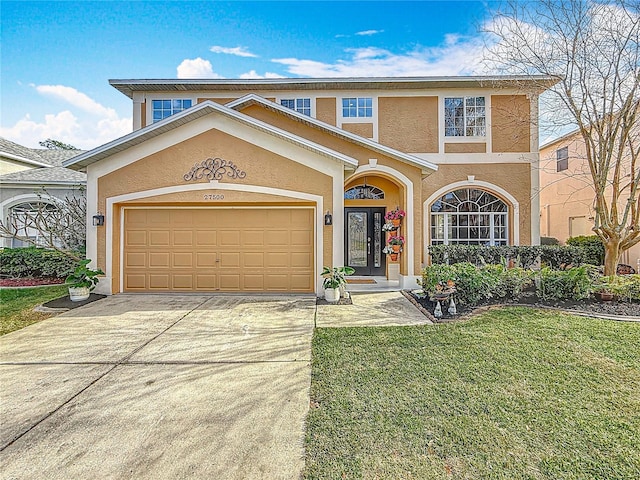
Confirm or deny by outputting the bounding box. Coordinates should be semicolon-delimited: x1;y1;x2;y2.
596;274;640;302
483;264;534;300
537;266;593;301
566;235;604;266
540;236;560;245
0;247;80;278
428;244;585;269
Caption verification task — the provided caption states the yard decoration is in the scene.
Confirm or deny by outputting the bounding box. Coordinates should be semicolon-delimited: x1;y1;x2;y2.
385;208;406;227
387;235;405;253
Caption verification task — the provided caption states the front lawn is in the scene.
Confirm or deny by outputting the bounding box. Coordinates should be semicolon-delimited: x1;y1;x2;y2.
0;285;68;336
305;308;640;479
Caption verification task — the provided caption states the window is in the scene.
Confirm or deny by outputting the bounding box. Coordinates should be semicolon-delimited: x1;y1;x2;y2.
7;202;60;248
342;97;372;118
430;188;508;245
152;99;192;122
444;96;486;137
344;185;385;200
281;98;311;116
556;146;569;172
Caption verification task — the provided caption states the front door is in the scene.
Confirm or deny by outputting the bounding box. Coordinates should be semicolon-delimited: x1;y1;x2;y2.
344;207;386;275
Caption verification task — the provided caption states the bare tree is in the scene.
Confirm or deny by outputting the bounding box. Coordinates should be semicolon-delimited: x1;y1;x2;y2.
485;0;640;275
0;187;86;260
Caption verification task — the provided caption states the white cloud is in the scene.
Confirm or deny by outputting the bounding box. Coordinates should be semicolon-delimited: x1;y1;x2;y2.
356;29;384;36
0;86;132;150
36;85;119;119
210;45;257;57
176;58;222;79
272;37;487;77
239;70;285;79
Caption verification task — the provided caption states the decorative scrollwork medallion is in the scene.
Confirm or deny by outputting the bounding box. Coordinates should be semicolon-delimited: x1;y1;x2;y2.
183;157;247;182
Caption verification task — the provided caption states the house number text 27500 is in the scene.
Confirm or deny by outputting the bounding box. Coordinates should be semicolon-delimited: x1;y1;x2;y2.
204;194;225;200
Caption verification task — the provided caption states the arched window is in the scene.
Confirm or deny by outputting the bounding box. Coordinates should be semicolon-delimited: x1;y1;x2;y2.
344;185;385;200
7;201;60;248
430;188;508;245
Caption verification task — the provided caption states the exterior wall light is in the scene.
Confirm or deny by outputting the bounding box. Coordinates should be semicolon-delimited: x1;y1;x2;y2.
324;211;333;226
92;213;105;227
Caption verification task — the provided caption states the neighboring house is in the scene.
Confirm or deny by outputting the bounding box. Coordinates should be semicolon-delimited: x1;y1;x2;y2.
64;76;557;296
540;130;640;268
0;137;86;247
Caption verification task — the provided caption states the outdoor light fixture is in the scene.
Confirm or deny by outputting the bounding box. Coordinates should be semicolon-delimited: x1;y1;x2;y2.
324;210;333;226
92;213;105;227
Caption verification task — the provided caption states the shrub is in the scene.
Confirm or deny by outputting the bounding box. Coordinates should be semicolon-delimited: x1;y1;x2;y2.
566;235;605;266
420;262;499;306
537;266;593;301
484;265;534;300
596;274;640;302
428;244;585;270
540;236;560;245
0;247;80;278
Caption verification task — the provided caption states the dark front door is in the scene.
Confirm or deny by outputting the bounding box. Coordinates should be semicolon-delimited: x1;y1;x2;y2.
344;207;386;275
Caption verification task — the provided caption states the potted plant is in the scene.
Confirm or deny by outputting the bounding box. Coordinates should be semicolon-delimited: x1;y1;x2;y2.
65;259;104;302
387;235;405;253
321;266;355;303
384;208;406;227
383;246;399;261
382;222;398;232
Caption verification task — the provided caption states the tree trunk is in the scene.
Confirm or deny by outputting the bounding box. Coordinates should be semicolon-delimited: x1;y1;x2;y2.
603;239;622;276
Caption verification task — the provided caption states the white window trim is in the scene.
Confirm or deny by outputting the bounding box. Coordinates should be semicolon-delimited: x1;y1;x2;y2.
336;94;378;141
276;96;315;117
144;94;197;127
438;93;492;152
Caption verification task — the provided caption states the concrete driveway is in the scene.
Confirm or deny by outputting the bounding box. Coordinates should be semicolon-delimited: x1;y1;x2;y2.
0;295;316;480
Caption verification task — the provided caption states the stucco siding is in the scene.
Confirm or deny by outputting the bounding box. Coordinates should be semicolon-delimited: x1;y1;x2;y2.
444;143;487;154
341;123;374;139
491;95;531;153
316;98;336;126
378;96;438;153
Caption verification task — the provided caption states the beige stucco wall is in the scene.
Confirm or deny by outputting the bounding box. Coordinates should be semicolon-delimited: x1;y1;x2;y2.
97;128;334;292
316;97;336;126
341;122;374;138
444;143;487;154
422;163;532;246
378;96;438;153
491;95;531;153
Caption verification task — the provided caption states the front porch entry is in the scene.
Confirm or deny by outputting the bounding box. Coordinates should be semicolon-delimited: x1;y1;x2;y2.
344;207;386;276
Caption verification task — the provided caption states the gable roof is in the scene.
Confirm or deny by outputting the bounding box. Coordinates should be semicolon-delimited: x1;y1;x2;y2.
0;166;86;185
227;94;438;172
0;137;83;168
64;100;378;170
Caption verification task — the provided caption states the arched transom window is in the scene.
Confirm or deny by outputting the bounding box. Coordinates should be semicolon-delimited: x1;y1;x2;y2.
430;188;508;245
344;185;385;200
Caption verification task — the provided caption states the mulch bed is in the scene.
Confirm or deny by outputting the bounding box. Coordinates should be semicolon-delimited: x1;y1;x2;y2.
406;290;640;322
41;293;106;310
0;277;65;287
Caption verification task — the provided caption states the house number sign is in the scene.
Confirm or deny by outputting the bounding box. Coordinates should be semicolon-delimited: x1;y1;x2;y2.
204;194;225;200
183;157;247;182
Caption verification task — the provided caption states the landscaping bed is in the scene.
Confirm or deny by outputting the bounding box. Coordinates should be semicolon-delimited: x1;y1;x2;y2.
0;277;65;287
409;290;640;320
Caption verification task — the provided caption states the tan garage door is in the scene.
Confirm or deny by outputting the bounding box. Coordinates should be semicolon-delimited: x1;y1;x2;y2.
123;208;314;292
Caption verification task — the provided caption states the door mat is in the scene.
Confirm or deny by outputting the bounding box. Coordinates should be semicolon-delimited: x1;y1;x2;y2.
346;278;377;284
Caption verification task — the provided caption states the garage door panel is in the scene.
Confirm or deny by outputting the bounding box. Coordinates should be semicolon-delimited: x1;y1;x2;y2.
123;208;313;293
149;231;170;246
149;252;170;268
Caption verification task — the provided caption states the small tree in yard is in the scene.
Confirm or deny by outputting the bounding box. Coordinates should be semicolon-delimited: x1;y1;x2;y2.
38;138;78;150
485;0;639;275
0;187;86;261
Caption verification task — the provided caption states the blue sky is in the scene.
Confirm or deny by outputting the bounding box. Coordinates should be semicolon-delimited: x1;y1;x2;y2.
1;1;495;149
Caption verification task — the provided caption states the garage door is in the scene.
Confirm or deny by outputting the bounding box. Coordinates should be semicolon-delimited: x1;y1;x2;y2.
123;208;314;292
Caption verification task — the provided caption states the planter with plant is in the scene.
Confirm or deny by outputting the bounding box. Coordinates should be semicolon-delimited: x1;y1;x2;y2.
387;235;405;253
321;266;355;303
385;208;406;227
65;259;104;301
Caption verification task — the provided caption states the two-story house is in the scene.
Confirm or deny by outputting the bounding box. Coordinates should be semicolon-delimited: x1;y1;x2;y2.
64;76;557;296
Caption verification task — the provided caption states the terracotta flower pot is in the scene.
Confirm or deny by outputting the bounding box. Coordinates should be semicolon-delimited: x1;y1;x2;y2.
392;219;401;227
391;244;400;252
390;253;399;261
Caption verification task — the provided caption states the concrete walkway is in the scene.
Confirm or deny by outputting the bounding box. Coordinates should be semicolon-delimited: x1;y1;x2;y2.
0;295;316;480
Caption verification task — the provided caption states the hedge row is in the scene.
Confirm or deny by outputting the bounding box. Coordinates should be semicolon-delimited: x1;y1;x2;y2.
420;262;640;305
0;247;80;278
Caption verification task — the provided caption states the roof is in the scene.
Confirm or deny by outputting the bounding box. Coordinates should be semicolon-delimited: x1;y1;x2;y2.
0;137;83;167
109;75;561;98
0;166;86;185
64;100;363;170
227;94;438;172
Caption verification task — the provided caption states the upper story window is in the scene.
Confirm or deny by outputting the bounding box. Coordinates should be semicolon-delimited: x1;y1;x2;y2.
444;96;486;137
342;97;372;118
556;146;569;172
152;99;192;123
281;98;311;116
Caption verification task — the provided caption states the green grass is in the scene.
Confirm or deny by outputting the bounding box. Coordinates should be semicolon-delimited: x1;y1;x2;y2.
305;308;640;479
0;285;68;336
